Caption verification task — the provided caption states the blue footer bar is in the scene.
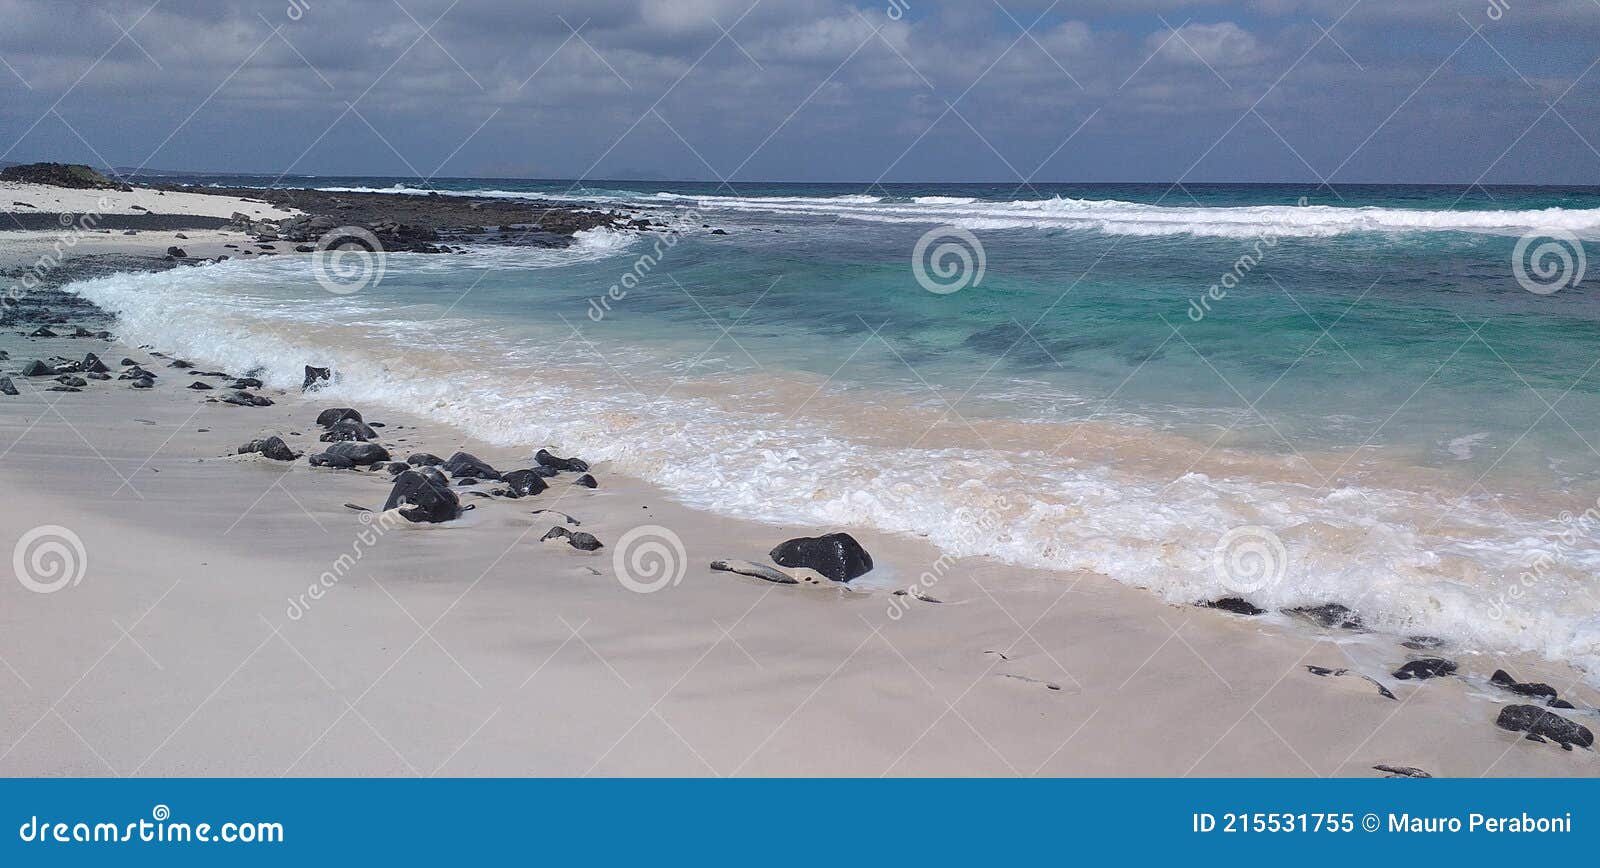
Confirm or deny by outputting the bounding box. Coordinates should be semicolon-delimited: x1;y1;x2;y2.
2;779;1594;864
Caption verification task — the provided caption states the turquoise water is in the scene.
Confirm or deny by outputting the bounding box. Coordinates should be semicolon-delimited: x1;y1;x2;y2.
72;177;1600;675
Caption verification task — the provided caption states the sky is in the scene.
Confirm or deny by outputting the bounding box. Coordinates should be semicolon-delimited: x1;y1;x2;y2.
1;0;1598;184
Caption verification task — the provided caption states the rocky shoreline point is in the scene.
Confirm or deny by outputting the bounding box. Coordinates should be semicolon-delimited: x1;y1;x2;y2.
4;161;676;253
183;185;666;254
0;161;133;191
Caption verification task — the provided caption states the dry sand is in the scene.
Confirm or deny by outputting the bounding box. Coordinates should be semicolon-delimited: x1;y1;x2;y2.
1;202;1597;778
2;180;299;219
2;181;299;270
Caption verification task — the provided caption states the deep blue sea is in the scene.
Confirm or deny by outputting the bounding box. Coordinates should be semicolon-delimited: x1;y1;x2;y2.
69;175;1600;674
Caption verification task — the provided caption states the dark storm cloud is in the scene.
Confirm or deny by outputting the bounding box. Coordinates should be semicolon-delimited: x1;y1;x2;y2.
0;0;1596;183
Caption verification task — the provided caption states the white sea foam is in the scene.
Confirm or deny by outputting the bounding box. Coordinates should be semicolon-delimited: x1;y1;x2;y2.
64;263;1600;682
638;193;1600;239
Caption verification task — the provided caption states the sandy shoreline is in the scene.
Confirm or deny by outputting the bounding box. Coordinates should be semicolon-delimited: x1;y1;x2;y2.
1;185;1597;777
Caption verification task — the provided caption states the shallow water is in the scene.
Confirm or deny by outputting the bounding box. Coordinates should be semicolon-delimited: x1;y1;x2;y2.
68;177;1600;679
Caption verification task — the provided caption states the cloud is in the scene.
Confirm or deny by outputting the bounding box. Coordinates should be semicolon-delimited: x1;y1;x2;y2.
0;0;1595;183
1147;22;1270;69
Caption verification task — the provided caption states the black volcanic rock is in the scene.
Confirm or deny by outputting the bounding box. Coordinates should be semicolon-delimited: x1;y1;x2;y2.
308;451;356;469
382;470;461;523
218;390;274;407
770;533;873;582
541;526;602;550
1392;658;1457;680
319;418;377;442
238;436;297;461
534;448;588;473
1495;704;1593;750
1490;669;1559;701
325;441;389;466
1200;597;1264;616
443;451;500;480
316;407;363;427
501;469;549;498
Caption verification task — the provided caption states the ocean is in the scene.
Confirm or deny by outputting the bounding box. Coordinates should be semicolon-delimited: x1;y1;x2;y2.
65;176;1600;676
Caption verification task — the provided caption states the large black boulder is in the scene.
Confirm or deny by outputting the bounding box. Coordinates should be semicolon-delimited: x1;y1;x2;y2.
769;533;873;583
316;407;363;427
1495;704;1593;750
501;469;549;498
82;353;110;373
0;377;16;396
325;441;390;466
20;360;51;377
406;452;444;466
443;451;500;480
382;470;461;523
